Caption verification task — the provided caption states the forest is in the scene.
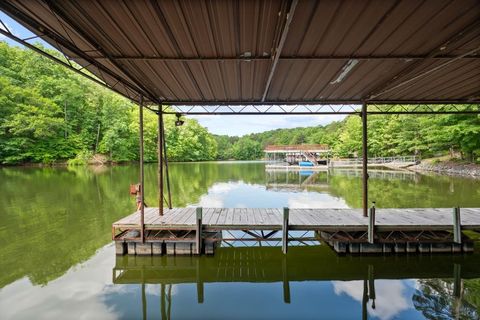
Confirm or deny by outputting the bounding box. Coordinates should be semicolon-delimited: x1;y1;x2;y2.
1;42;479;165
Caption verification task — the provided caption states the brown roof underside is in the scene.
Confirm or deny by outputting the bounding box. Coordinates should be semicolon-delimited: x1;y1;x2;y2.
2;0;480;105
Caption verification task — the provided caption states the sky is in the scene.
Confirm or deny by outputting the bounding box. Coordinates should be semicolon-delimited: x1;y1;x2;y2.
0;11;346;136
190;114;346;136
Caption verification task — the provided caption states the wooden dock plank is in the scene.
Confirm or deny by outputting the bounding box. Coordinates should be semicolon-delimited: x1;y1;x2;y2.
204;208;218;225
202;208;214;225
217;208;228;225
113;207;480;231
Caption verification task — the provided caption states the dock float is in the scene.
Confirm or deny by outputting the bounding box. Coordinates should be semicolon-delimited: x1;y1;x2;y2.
112;207;480;256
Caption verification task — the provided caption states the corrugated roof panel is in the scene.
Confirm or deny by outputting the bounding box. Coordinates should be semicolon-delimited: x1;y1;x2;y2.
327;60;409;100
385;60;480;100
267;60;346;101
2;0;479;104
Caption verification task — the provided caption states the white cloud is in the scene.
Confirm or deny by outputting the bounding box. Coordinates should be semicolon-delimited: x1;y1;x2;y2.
193;182;239;207
288;192;349;208
0;22;15;40
333;280;412;320
190;114;347;136
0;245;121;320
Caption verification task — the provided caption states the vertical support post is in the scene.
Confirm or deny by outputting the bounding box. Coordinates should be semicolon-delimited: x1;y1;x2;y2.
368;264;376;308
139;96;145;243
362;102;369;217
161;113;172;209
453;263;462;298
158;108;164;216
362;279;368;320
197;281;204;304
282;254;291;303
196;207;203;254
196;258;204;303
453;207;462;244
282;207;289;254
160;283;166;320
453;263;463;318
141;282;147;320
368;202;375;244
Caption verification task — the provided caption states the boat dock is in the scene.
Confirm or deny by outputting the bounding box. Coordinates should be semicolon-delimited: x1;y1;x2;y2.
112;207;480;256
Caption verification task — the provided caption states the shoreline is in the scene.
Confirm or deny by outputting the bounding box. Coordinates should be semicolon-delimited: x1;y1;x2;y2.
2;159;480;179
407;160;480;179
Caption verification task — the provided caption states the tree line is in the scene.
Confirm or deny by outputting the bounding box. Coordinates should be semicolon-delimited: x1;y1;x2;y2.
1;42;479;165
215;109;480;162
0;42;216;164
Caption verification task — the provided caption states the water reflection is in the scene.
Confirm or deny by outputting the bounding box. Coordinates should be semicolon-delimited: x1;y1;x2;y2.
1;163;480;319
111;245;480;320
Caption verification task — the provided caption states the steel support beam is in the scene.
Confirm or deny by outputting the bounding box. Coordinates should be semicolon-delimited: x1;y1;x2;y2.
158;109;164;216
366;20;480;100
261;0;298;102
369;47;480;100
362;102;368;217
89;55;480;62
162;112;173;209
139;96;145;242
0;2;152;103
43;0;161;104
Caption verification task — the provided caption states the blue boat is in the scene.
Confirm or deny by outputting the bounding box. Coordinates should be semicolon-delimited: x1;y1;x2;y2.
299;161;314;167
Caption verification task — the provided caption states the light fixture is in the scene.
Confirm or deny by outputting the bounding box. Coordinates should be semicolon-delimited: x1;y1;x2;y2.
175;113;184;127
330;59;359;84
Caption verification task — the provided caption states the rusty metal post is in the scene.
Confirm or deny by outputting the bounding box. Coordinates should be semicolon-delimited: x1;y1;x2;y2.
196;207;203;254
139;96;145;243
282;207;289;254
161;112;172;209
368;202;376;244
158;108;164;216
362;102;369;217
453;207;462;244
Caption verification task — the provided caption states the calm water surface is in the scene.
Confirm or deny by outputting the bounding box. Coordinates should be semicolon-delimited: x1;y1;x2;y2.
1;162;480;319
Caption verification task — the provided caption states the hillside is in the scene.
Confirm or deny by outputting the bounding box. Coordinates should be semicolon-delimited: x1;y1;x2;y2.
1;42;479;165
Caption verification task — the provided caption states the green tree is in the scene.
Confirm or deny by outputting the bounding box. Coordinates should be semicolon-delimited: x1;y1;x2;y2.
231;138;263;160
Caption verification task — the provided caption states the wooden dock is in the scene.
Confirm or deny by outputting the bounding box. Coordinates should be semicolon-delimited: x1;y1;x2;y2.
112;207;480;255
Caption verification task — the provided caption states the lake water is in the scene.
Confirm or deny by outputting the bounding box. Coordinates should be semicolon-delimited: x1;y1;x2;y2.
1;162;479;319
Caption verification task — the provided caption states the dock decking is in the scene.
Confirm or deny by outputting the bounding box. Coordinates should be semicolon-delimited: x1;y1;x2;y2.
112;207;480;255
113;207;480;231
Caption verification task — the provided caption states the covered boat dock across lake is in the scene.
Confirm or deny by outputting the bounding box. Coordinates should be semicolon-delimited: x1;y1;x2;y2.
264;144;331;168
2;0;479;256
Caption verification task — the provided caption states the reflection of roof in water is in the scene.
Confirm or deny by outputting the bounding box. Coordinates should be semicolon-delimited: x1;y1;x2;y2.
265;184;330;192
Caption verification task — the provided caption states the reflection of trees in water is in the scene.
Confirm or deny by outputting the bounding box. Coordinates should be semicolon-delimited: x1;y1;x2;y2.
0;162;267;288
413;279;478;319
0;166;133;287
2;163;479;292
327;172;480;208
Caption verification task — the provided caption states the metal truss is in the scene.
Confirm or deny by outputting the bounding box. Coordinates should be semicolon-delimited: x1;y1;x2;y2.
320;230;456;243
165;104;361;115
367;103;480;115
164;102;480;115
2;14;478;116
220;230;319;247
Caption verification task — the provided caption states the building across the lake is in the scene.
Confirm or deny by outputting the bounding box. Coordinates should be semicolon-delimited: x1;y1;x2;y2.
264;144;331;168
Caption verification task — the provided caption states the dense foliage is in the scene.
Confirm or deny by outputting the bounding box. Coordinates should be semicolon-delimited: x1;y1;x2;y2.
0;42;217;164
217;112;480;162
1;42;479;164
